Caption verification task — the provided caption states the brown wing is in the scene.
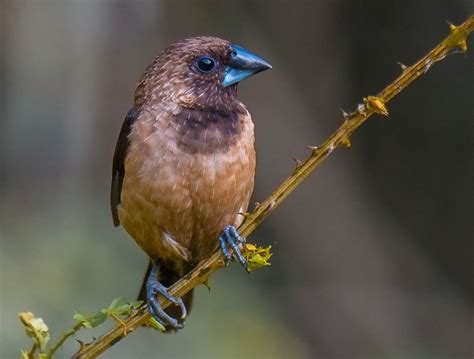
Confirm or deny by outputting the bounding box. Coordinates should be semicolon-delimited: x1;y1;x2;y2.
110;108;139;226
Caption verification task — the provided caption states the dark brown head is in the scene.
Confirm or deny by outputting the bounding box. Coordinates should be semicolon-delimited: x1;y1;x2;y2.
135;36;271;112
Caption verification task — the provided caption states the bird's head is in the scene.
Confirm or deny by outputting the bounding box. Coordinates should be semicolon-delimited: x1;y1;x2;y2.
136;36;271;112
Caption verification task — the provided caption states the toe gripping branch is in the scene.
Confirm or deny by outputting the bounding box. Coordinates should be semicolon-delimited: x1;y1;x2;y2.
219;225;249;272
146;261;187;329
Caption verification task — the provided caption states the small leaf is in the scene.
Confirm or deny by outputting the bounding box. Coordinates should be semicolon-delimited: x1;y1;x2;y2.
129;300;143;309
89;311;107;328
73;312;88;324
106;297;143;316
73;310;107;328
147;317;166;332
113;304;133;316
21;350;29;359
108;297;127;311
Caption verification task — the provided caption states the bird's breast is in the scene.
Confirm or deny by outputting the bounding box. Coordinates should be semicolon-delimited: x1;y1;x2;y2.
118;106;255;265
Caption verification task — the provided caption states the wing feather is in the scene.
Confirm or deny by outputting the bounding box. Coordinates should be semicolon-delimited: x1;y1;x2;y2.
110;108;139;226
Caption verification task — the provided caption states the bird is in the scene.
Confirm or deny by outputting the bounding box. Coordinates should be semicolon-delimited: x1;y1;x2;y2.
110;36;271;330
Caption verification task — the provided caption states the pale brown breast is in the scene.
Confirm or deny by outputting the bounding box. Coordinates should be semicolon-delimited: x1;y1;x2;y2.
118;105;255;268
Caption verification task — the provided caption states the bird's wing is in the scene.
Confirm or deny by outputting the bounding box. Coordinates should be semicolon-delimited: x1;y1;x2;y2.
110;108;139;227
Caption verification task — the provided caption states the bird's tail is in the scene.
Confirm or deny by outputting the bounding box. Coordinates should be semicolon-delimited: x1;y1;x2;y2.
138;261;194;333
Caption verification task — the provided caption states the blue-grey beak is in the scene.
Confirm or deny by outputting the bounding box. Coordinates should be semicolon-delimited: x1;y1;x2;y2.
223;45;272;87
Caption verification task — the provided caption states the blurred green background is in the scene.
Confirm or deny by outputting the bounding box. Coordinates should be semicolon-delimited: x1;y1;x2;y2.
1;1;473;358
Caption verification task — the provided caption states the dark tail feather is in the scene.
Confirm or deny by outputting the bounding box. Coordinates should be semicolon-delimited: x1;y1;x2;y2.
138;261;194;333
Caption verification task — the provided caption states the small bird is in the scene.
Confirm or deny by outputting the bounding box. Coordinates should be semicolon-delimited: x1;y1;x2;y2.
110;36;271;330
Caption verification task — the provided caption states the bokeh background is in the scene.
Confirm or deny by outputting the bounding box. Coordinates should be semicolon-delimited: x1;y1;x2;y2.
1;1;473;358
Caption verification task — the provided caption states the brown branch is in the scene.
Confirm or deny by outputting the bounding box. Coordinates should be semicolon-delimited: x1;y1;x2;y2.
45;323;83;358
74;15;474;359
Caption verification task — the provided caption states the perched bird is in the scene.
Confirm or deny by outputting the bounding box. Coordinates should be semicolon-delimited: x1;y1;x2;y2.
110;36;271;330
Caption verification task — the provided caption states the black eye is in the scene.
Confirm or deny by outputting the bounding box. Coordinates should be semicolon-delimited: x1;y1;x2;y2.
196;56;216;73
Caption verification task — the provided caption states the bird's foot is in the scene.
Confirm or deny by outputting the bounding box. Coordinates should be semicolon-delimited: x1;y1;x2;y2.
146;261;187;329
219;225;249;272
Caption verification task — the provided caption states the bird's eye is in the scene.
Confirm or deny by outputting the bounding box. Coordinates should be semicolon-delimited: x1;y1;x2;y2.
196;56;216;73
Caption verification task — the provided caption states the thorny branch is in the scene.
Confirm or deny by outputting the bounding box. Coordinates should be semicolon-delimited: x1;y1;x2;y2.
71;15;473;359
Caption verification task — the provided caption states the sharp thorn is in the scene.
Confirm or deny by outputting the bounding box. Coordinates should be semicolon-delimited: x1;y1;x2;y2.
292;157;302;167
339;108;350;119
397;61;407;70
446;21;456;31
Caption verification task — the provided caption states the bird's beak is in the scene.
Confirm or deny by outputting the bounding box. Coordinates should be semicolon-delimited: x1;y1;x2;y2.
223;45;272;87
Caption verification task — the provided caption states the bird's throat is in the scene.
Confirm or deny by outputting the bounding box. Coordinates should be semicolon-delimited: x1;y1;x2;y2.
171;106;246;155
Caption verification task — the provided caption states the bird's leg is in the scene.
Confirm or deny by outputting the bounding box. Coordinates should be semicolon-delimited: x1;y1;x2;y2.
146;260;187;329
219;225;249;272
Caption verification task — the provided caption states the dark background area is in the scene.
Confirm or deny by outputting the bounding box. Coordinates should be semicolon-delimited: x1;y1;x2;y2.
1;1;473;358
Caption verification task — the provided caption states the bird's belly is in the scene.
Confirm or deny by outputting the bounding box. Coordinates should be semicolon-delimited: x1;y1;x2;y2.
186;147;254;260
119;143;255;265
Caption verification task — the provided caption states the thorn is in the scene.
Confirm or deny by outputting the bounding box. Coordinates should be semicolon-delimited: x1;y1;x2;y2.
76;339;86;350
458;38;467;52
447;21;468;52
219;257;230;267
254;201;261;209
339;108;350;120
457;38;468;52
202;278;211;291
306;145;318;151
292;157;303;167
447;21;456;31
341;134;351;148
364;96;389;116
397;61;407;71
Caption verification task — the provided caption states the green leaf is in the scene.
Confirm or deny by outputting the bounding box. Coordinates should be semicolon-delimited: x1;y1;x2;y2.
107;297;145;316
73;312;88;324
108;297;127;311
147;317;166;332
113;304;133;316
73;310;107;328
89;311;107;327
129;300;143;309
